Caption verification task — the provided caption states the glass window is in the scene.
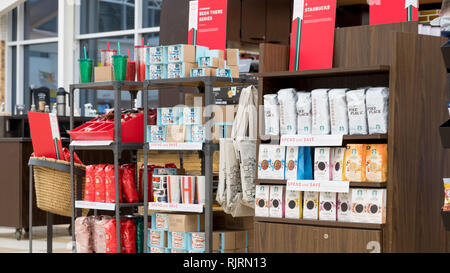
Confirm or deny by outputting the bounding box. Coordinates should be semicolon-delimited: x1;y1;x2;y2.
11;47;17;113
23;43;58;112
24;0;58;40
11;8;17;42
143;0;162;28
142;32;159;46
80;0;135;35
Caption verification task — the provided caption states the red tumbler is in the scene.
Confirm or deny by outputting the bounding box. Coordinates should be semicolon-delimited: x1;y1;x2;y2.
126;60;136;81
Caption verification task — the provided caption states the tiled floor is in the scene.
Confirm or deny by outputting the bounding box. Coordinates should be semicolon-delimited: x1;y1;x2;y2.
0;225;72;253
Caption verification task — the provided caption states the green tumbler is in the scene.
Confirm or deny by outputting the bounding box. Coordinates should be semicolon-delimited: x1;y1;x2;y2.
112;55;128;81
79;59;94;83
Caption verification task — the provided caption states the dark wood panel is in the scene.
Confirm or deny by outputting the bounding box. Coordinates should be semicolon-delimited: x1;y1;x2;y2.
0;142;21;227
226;0;241;43
159;0;189;45
265;0;291;45
315;226;382;253
259;43;289;73
241;0;266;44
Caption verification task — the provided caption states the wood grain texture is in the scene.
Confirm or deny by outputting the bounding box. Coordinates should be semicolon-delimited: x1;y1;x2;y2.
259;43;289;73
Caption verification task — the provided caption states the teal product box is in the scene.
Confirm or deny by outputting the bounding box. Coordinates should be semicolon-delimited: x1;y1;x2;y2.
148;229;167;248
209;49;223;59
181;107;202;125
196;45;209;60
215;68;231;78
167;44;196;63
151;212;169;230
149;246;165;253
198;56;215;67
167;62;196;79
186;125;205;143
191;67;210;77
188;232;206;251
148;125;166;143
153;168;177;175
168;231;189;250
148;46;168;64
148;63;167;80
157;107;180;125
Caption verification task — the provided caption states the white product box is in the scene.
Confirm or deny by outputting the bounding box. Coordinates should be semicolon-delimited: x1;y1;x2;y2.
151;212;169;230
365;189;387;224
182;107;202;125
190;232;206;251
285;147;299;180
150;247;165;253
303;191;319;220
337;192;352;222
258;145;272;179
269;186;285;218
331;148;346;181
158;107;180;125
271;146;286;179
314;147;332;180
319;192;337;221
255;185;270;217
149;46;167;64
149;64;167;80
285;190;302;219
150;229;167;248
181;176;196;204
169;231;189;249
351;189;368;223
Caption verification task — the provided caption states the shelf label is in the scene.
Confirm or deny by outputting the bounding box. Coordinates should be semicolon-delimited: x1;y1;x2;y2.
148;142;203;150
148;202;204;213
71;140;113;147
280;135;343;147
75;201;115;211
286;180;350;193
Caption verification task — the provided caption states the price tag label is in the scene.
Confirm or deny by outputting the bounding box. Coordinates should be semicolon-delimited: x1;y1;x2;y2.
286;180;350;193
280;135;343;147
148;202;204;213
148;142;203;150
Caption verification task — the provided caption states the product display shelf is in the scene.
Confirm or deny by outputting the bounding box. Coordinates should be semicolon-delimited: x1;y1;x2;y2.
74;201;144;211
254;217;384;230
254;179;387;188
143;76;258;253
69;81;149;253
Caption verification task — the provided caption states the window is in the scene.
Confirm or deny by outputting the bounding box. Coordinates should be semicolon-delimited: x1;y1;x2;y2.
24;0;58;39
143;0;162;28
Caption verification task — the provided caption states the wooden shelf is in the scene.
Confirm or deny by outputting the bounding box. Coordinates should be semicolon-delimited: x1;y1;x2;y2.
254;179;387;188
255;217;384;230
257;65;390;79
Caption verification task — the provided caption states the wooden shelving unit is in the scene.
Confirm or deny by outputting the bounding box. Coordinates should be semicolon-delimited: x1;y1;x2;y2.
255;22;450;253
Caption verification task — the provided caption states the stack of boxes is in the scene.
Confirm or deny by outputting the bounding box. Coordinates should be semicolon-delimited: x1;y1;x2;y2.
146;44;240;80
213;230;249;253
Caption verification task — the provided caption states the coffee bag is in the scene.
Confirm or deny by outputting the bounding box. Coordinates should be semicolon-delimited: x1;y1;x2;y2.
366;87;389;134
328;88;349;135
347;89;368;135
263;94;280;136
296;92;312;135
311;89;331;135
277;89;298;135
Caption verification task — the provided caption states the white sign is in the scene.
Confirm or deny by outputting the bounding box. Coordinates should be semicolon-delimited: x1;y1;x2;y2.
148;202;204;213
280;135;343;147
286;180;350;193
71;140;113;147
149;142;203;150
75;201;115;211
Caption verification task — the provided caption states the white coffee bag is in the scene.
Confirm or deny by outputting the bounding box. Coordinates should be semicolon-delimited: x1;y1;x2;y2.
366;87;389;134
277;89;298;135
263;94;280;136
328;89;349;135
346;89;368;135
311;89;331;135
296;92;312;135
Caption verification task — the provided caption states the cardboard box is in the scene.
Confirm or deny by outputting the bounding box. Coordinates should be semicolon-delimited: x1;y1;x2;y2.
344;144;366;182
337;192;352;222
255;185;270;217
198;56;224;68
314;147;332;180
151;212;169;230
186;125;205;143
167;44;196;63
148;46;168;64
185;93;205;107
226;48;240;66
228;65;239;78
351;188;367;223
213;231;220;251
332;148;346;181
148;64;167;80
209;49;225;60
285;147;299;180
196;45;210;60
213;86;243;105
148;125;166;143
269;185;285;218
157;107;180;125
168;214;205;232
191;67;214;77
303;191;319;220
218;231;236;250
211;105;236;123
365;189;386;224
168;62;197;78
285;190;302;219
319;192;337;221
166;125;186;142
213;68;231;78
94;66;114;82
168;231;189;249
149;229;168;248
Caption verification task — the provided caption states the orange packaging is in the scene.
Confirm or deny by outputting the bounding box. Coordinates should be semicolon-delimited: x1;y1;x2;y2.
365;144;388;182
344;144;366;182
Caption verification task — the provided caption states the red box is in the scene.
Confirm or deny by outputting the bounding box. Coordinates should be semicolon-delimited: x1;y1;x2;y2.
69;113;144;143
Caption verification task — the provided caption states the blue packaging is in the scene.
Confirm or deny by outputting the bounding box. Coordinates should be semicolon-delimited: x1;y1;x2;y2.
181;107;202;125
148;229;167;248
153;168;177;175
187;125;205;143
167;44;196;63
157;107;180;125
168;231;189;250
298;147;313;179
148;46;168;64
148;246;165;253
148;63;167;80
188;232;205;251
151;212;169;230
196;45;210;59
215;68;232;78
148;125;166;143
167;62;196;78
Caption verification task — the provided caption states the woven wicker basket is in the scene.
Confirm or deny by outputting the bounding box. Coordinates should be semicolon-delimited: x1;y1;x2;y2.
31;157;86;217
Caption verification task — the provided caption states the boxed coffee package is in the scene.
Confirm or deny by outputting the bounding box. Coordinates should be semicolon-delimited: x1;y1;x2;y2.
191;67;213;77
196;45;210;60
186;125;206;143
269;186;285;218
285;190;303;219
168;62;196;79
271;146;286;180
344;144;366;182
337;192;352;222
198;56;224;68
168;214;205;232
149;125;166;143
228;66;239;78
214;68;232;78
328;88;349;135
331;148;346;181
168;231;189;249
209;49;225;60
285;146;299;180
311;89;331;135
319;192;337;221
255;185;270;217
211;105;236;123
151;213;169;230
181;107;202;125
150;246;165;253
314;147;332;180
365;189;387;224
149;229;168;248
148;46;168;64
366;87;389;134
258;145;272;179
213;86;243;105
351;188;367;222
189;232;206;251
152;175;168;202
347;89;368;135
167;44;196;63
225;49;240;66
157;107;180;125
303;191;319;220
169;248;187;253
148;64;167;80
365;144;388;182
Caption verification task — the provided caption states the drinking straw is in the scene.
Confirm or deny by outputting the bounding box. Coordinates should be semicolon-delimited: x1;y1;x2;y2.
84;46;87;59
142;37;145;46
118;42;121;55
107;41;110;50
128;48;130;60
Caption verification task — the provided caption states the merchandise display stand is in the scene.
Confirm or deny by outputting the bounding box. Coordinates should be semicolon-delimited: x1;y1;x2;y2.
28;157;84;253
143;76;257;253
69;81;148;253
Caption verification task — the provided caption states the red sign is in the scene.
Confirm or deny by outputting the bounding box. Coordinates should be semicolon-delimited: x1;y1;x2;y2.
196;0;227;50
289;0;337;71
28;112;63;159
370;0;418;25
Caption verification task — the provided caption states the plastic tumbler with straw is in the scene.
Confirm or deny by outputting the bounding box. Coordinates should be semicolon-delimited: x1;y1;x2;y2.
126;48;136;81
135;37;149;82
112;42;128;81
79;47;94;83
101;42;117;66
